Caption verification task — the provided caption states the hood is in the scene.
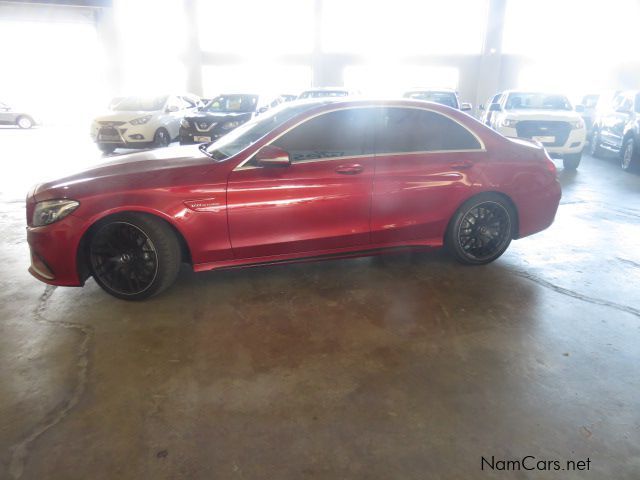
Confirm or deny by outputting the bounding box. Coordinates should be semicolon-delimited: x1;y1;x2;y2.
503;109;582;121
93;110;160;123
32;145;218;201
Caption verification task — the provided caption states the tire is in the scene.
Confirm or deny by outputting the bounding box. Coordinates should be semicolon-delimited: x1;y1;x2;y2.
563;152;582;170
445;193;515;265
87;213;181;300
16;116;34;129
621;136;638;171
98;144;116;154
590;129;604;157
153;128;171;148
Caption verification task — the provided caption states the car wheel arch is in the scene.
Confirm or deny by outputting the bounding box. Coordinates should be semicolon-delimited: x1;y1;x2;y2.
75;208;193;283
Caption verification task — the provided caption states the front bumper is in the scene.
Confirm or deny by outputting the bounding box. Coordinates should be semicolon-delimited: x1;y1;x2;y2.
499;126;586;156
179;126;226;145
91;123;157;148
26;214;86;287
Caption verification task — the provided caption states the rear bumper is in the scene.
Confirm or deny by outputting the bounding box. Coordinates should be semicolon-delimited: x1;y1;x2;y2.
515;179;562;239
26;215;85;286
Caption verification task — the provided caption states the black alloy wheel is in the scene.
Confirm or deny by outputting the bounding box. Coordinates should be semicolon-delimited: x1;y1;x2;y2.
446;194;514;265
88;213;181;300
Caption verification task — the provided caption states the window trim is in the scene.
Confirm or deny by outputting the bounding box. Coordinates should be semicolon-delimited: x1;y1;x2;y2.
233;105;486;171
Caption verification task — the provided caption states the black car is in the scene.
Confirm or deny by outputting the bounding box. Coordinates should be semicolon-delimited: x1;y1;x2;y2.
591;90;640;171
180;94;264;145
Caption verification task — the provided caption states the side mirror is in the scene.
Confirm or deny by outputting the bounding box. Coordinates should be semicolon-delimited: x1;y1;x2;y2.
575;105;585;113
255;145;290;167
489;103;502;112
166;105;179;113
479;104;485;111
461;103;472;111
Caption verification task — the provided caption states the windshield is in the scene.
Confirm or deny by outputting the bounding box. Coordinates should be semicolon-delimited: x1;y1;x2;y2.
299;90;348;99
505;92;572;111
204;102;325;161
204;94;258;113
404;91;458;108
112;95;168;112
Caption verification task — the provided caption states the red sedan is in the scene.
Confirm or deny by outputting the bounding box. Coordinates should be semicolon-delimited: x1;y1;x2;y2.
26;99;561;300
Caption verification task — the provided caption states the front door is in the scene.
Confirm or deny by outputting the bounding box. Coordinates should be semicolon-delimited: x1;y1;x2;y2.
227;107;377;259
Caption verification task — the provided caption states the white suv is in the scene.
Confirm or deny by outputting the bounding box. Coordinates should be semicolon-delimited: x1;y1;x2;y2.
91;94;200;154
487;90;586;170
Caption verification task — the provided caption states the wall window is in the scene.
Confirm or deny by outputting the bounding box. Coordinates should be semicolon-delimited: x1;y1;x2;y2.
344;65;459;96
322;0;487;55
198;0;314;56
377;108;480;153
273;108;377;162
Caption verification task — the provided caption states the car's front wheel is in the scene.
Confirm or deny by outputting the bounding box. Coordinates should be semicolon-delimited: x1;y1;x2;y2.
16;116;34;129
563;152;582;170
590;130;604;157
97;144;116;155
153;128;171;148
445;193;515;265
87;213;181;300
621;137;638;171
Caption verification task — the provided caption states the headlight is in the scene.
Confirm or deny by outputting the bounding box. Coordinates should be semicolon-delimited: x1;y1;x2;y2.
180;118;190;128
32;199;79;227
501;118;519;128
130;115;152;125
221;120;242;131
570;120;584;129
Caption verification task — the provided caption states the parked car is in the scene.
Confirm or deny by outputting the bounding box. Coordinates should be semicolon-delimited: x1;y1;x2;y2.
403;89;472;111
91;94;200;154
479;92;504;126
0;101;38;129
298;87;355;99
179;93;281;145
486;90;586;170
26;99;561;300
590;90;640;171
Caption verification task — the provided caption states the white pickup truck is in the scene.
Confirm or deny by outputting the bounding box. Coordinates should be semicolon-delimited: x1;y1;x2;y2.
485;90;586;170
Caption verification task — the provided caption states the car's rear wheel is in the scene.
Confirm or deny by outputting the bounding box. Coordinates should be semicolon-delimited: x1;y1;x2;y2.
153;128;171;148
446;193;514;265
621;137;638;171
88;213;181;300
563;152;582;170
590;130;604;157
16;116;34;129
98;144;116;154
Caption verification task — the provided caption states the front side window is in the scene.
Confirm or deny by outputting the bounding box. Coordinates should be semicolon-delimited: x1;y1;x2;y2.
272;108;376;162
376;108;481;154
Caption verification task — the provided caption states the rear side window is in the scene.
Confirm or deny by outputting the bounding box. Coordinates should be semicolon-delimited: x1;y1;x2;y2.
273;108;376;163
376;108;481;154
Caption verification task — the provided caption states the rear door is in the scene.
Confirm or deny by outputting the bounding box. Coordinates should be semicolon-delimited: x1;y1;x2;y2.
601;93;630;148
227;107;377;259
371;107;486;244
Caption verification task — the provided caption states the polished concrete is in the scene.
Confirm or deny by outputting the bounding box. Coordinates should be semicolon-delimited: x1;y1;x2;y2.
1;126;639;479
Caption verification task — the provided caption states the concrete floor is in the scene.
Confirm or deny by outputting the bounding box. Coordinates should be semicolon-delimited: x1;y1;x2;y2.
1;126;639;479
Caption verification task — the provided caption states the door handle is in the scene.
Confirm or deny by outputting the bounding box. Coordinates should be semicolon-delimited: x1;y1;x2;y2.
449;160;473;170
335;163;364;175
